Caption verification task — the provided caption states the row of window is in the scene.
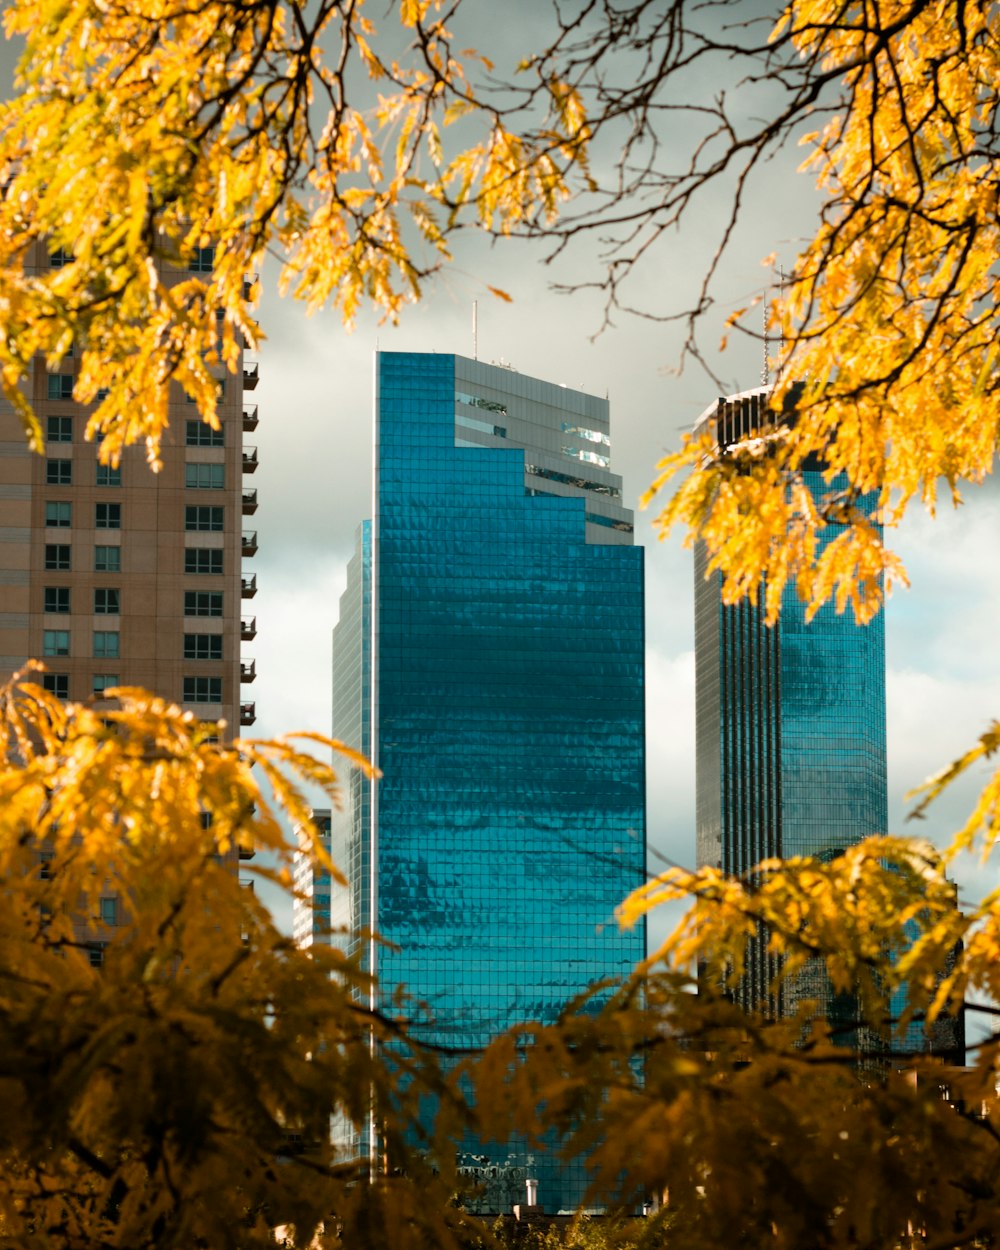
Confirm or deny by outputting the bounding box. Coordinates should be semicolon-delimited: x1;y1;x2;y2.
44;630;119;657
47;502;120;529
51;245;215;273
45;544;120;571
187;506;225;531
45;587;119;614
46;460;121;487
43;673;116;698
45;550;221;579
45;505;225;536
43;630;223;660
49;378;225;416
41;673;222;702
184;549;223;575
186;464;225;489
47;416;226;448
45;467;224;517
186;591;224;616
44;377;110;403
44;588;225;617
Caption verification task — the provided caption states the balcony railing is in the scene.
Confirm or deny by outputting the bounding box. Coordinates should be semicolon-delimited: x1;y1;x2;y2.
243;362;259;390
242;404;259;432
242;530;258;556
242;446;259;474
240;659;256;684
240;701;256;725
241;574;257;599
241;616;257;640
242;487;258;515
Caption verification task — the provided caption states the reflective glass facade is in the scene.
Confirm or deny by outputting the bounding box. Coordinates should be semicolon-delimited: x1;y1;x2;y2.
323;352;645;1212
694;388;887;1019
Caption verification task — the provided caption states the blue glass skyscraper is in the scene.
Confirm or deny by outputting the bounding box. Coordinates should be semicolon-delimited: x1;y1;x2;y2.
320;351;646;1212
694;387;888;1022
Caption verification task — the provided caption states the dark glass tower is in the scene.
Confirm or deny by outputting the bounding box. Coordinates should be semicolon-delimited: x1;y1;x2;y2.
694;387;888;1021
315;351;646;1212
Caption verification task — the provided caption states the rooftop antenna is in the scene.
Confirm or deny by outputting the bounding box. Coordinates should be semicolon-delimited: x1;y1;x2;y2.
472;300;478;361
761;288;770;389
778;266;786;384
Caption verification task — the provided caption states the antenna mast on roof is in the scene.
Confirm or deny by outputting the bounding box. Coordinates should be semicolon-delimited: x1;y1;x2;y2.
778;266;786;384
761;288;770;389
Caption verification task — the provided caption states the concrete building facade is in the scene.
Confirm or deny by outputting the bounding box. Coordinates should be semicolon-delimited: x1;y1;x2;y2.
0;241;259;734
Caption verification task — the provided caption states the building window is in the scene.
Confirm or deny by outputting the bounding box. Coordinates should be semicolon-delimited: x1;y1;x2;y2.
43;629;70;656
39;851;53;880
92;674;118;696
47;415;72;443
93;630;120;659
47;374;74;401
42;673;69;698
186;420;224;447
96;463;122;487
184;633;223;661
44;587;70;614
95;503;121;529
94;588;120;615
184;591;223;617
44;544;70;570
45;459;72;486
185;505;224;532
87;943;106;967
99;897;118;925
45;501;72;528
94;545;121;572
189;245;215;272
184;548;223;576
185;463;225;490
183;675;222;703
49;248;72;267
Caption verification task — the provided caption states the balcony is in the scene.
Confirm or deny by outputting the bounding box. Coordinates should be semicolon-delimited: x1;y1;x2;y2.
243;362;259;391
243;273;258;301
242;446;259;474
240;659;256;684
241;574;257;599
240;701;256;725
242;487;258;516
239;844;256;861
242;404;259;432
241;616;257;641
242;530;258;557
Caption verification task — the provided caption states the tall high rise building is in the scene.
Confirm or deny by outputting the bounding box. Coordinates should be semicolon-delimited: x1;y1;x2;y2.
693;388;964;1062
303;350;646;1213
693;387;888;1022
0;240;259;878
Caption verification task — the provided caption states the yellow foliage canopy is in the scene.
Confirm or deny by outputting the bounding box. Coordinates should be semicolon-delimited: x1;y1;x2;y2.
646;0;1000;625
0;670;994;1249
0;0;587;463
0;672;492;1249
